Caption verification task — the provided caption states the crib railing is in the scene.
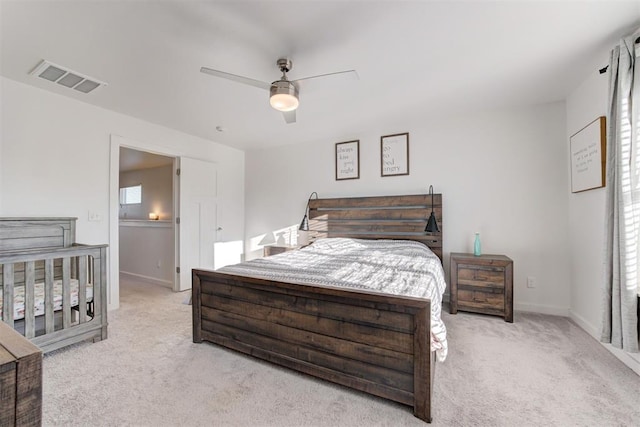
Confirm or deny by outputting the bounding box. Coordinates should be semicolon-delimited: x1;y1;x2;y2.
0;244;108;352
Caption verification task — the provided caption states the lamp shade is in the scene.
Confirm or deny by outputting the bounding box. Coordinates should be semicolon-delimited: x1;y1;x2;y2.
425;212;439;233
425;185;439;233
298;191;318;232
299;214;309;231
270;80;299;112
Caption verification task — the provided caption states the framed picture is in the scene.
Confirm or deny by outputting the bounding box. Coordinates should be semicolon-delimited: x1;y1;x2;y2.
381;132;409;176
335;140;360;180
570;117;606;193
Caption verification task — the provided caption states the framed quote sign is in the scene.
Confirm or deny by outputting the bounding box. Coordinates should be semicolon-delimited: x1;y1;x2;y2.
381;132;409;177
335;140;360;180
570;117;606;193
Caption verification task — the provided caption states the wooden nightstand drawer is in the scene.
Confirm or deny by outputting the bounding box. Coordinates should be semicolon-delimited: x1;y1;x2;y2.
457;265;505;287
457;288;505;315
450;253;513;322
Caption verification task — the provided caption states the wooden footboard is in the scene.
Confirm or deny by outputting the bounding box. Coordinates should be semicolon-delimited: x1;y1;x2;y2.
193;269;434;423
0;321;42;426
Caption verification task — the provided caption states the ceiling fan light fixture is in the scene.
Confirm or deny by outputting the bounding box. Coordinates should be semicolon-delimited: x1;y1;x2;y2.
270;80;299;112
200;57;357;124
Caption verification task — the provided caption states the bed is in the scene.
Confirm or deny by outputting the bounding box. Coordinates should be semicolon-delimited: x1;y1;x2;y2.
192;194;444;423
0;217;108;353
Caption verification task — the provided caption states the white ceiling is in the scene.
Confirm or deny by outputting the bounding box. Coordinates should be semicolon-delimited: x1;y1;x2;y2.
1;1;639;151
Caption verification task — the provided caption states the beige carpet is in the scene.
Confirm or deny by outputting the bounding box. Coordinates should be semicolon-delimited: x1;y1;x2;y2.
42;276;640;426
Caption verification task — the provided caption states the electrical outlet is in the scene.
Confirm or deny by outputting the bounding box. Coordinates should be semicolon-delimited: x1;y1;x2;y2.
527;276;537;288
156;260;161;268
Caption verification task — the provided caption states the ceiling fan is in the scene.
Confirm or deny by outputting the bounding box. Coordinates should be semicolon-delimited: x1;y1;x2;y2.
200;58;358;124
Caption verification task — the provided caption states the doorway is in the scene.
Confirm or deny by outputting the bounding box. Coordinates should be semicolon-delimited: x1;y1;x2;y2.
118;147;176;290
109;134;220;310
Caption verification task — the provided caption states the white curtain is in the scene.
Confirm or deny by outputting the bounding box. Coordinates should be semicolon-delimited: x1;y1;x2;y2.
602;33;639;353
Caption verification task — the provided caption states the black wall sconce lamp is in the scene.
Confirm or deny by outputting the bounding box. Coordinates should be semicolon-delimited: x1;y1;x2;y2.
425;185;439;233
299;191;319;231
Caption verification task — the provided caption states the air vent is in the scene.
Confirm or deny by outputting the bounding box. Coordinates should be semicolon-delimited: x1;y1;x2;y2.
29;60;107;94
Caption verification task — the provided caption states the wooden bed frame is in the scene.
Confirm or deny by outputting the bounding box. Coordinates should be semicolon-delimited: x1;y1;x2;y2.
193;193;443;423
0;218;108;353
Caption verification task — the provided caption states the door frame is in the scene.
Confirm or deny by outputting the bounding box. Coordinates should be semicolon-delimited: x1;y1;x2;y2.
109;134;182;310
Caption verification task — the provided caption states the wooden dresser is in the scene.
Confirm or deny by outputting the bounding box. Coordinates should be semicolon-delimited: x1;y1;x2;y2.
0;321;42;426
450;253;513;322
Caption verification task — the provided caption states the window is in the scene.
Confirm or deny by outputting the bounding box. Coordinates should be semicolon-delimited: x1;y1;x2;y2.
119;184;142;205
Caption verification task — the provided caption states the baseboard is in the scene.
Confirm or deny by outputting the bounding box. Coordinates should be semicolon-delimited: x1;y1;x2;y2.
602;343;640;376
569;309;599;339
568;310;640;376
444;296;640;375
514;302;569;316
119;271;173;289
442;296;568;316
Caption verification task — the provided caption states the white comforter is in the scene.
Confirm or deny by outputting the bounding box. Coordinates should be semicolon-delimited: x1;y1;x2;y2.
220;237;448;361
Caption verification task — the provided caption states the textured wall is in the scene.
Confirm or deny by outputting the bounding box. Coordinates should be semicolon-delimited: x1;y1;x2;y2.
0;77;245;309
245;102;571;315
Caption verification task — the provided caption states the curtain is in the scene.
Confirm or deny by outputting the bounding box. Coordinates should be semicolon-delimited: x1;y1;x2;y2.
602;34;639;353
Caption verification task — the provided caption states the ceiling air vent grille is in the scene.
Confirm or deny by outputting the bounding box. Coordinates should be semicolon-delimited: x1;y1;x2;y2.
30;60;107;94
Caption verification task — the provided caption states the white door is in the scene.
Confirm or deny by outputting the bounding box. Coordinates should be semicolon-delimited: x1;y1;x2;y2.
177;157;217;291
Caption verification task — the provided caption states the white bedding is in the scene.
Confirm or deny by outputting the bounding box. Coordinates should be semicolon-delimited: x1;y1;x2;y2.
0;279;93;321
220;237;448;361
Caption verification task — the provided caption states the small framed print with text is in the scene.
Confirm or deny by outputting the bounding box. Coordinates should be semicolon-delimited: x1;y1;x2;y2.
335;140;360;180
381;132;409;177
570;116;606;193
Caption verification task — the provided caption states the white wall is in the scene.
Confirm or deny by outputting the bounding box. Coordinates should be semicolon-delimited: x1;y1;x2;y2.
565;64;608;337
566;44;640;375
119;221;175;286
120;164;173;220
0;76;245;309
0;79;3;214
245;102;571;315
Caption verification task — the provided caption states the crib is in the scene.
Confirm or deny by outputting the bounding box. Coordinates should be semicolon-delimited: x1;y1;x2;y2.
0;217;108;353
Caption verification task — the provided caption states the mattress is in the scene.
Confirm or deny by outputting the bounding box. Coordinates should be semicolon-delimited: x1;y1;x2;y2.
220;237;448;361
0;279;93;321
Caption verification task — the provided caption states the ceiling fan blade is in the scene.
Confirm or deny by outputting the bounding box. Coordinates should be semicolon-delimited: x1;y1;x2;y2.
200;67;271;90
283;110;296;124
292;70;359;92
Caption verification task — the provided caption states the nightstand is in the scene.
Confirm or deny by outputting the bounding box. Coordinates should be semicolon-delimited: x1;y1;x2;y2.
450;253;513;322
263;244;301;257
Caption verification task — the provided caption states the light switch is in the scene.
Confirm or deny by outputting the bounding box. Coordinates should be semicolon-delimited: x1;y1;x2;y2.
88;211;102;222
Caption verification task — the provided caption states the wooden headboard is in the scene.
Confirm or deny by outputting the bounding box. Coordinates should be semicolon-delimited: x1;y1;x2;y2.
308;193;443;262
0;218;78;287
0;217;77;253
